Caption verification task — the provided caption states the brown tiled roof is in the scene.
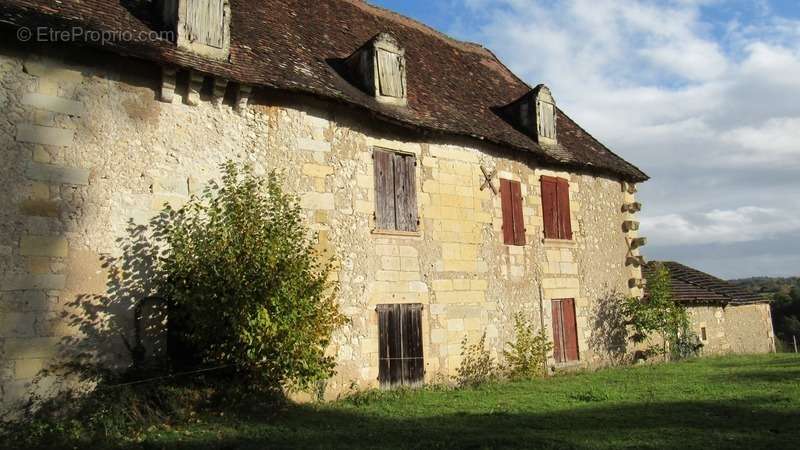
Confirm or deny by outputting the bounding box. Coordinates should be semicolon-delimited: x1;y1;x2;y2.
644;261;768;305
0;0;648;182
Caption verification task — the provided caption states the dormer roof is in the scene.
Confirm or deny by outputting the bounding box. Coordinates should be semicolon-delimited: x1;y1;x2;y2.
0;0;648;182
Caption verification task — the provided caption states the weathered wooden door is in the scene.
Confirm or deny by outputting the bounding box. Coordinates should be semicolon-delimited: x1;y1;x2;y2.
377;304;424;387
551;298;579;363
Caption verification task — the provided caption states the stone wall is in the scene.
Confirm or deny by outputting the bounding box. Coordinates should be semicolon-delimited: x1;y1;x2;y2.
0;42;643;411
688;303;775;355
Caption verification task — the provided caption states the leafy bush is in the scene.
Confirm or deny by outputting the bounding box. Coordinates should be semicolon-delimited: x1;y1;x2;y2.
158;162;346;391
455;333;498;387
502;313;553;379
623;263;701;360
0;373;285;450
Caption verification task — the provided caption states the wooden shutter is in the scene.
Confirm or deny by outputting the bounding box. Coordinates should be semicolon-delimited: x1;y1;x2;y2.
377;304;394;386
541;177;558;239
377;49;405;98
500;180;514;244
374;150;396;231
394;153;418;232
401;304;424;386
562;299;580;361
556;179;573;240
186;0;225;48
377;304;424;387
510;181;526;246
537;100;556;139
551;300;564;363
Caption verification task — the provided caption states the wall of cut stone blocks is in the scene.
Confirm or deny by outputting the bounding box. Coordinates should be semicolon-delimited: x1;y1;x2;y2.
688;304;775;355
0;42;642;410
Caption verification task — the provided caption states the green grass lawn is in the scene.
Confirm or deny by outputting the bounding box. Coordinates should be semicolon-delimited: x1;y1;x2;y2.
125;354;800;450
130;355;800;449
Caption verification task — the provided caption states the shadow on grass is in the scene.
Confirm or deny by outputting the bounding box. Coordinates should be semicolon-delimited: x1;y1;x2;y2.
121;397;800;450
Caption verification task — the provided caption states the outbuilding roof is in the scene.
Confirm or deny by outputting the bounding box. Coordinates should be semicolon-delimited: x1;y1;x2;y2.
0;0;648;181
644;261;768;306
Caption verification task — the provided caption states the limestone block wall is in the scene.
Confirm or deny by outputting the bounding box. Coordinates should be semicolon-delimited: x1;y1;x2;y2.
0;42;640;410
688;304;775;356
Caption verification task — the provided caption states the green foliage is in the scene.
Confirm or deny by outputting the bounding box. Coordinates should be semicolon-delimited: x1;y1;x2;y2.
0;374;285;450
6;355;800;449
623;263;701;360
455;333;499;387
502;313;553;379
158;161;345;390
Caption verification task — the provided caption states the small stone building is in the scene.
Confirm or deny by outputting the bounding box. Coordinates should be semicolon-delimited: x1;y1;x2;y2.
0;0;650;411
644;262;775;355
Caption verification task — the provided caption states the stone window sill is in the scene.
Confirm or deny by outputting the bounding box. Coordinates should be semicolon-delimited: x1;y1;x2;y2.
542;239;576;248
371;229;422;238
552;360;582;371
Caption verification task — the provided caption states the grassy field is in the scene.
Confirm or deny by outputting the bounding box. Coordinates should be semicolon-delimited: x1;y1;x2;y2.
117;354;800;450
12;354;800;450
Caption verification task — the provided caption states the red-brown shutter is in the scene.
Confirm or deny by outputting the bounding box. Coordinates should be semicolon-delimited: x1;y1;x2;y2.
500;179;515;245
551;300;564;363
511;181;526;245
374;150;396;231
563;299;579;361
541;177;558;239
556;179;573;240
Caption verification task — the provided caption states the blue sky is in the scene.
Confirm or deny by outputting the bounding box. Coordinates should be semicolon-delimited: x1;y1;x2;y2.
371;0;800;279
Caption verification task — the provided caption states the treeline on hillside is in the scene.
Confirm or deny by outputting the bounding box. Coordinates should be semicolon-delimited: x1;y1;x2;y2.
731;277;800;346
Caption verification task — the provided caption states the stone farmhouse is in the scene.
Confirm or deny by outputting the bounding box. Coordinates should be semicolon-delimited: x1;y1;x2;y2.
644;262;775;355
0;0;656;409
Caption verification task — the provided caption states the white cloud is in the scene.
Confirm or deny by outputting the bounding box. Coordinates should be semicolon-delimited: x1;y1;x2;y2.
641;206;800;246
724;117;800;164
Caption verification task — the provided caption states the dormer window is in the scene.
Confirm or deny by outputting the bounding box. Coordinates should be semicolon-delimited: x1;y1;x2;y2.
535;86;557;142
498;84;558;147
157;0;231;60
377;48;405;98
343;33;408;106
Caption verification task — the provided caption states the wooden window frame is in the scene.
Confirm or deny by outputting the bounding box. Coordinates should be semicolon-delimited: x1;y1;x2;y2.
377;303;424;388
373;148;419;234
552;298;580;363
541;176;573;241
500;179;526;246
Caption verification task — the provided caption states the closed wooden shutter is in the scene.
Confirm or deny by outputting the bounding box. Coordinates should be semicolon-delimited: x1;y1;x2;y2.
377;304;424;387
538;100;556;139
394;153;418;232
401;304;424;385
374;150;417;232
541;177;558;239
562;299;579;361
511;181;526;246
374;150;396;231
500;179;515;245
377;49;405;98
186;0;225;48
556;179;573;240
551;299;579;363
551;299;564;363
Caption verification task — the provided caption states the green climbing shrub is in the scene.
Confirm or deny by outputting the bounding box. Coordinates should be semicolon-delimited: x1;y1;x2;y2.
502;313;553;379
158;161;345;391
623;263;701;360
455;333;498;387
